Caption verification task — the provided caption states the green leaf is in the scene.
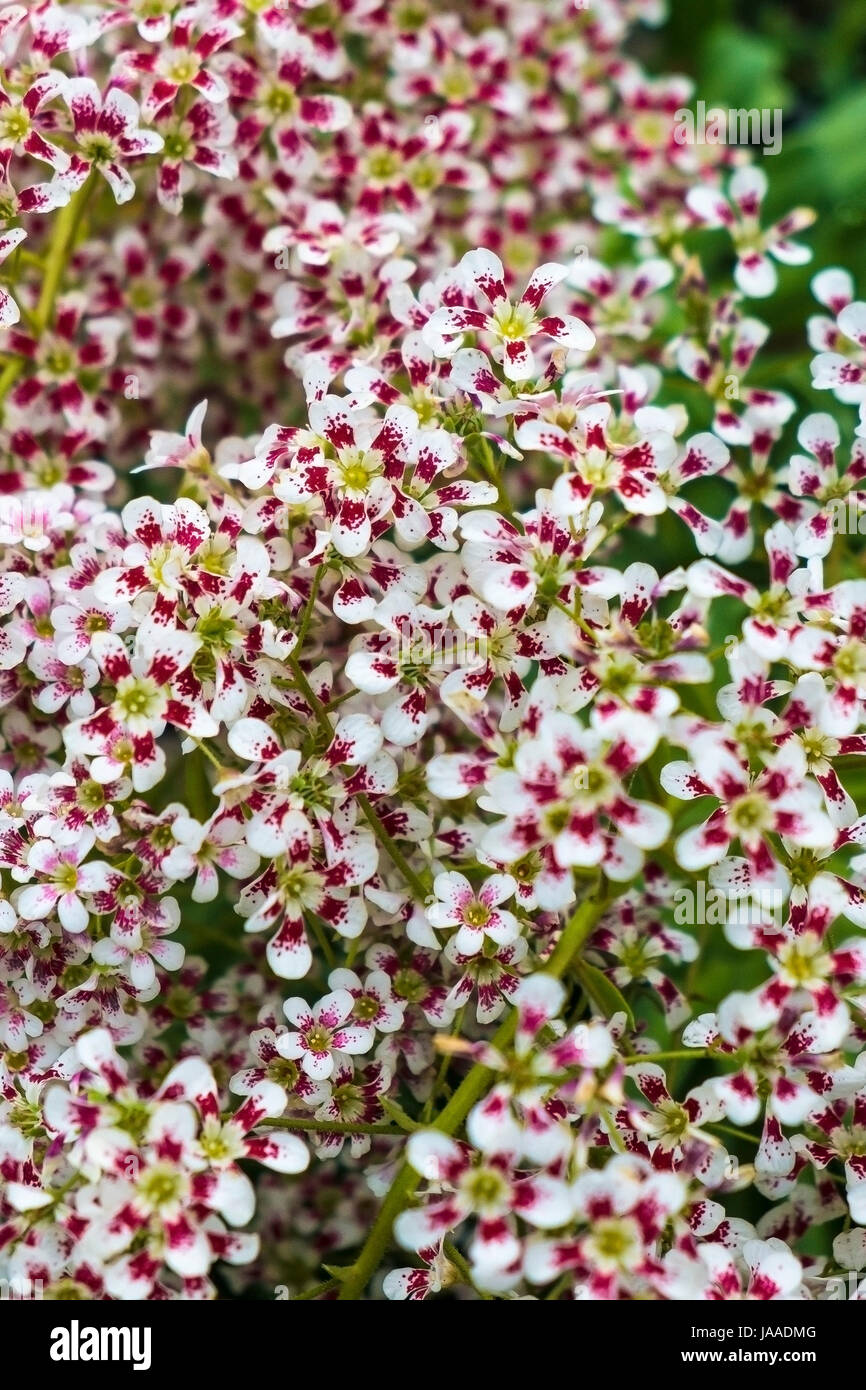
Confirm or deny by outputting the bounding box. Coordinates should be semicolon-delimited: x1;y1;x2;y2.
572;960;635;1031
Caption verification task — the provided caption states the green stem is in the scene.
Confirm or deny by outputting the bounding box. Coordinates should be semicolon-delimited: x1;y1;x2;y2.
291;1277;339;1301
296;563;324;653
336;886;609;1300
467;434;520;527
307;911;336;970
357;791;430;902
287;652;333;743
265;1116;403;1136
184;746;214;821
443;1238;494;1300
708;1121;761;1147
548;595;599;644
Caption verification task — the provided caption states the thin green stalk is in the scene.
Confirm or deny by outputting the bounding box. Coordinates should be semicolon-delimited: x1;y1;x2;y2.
357;791;430;902
423;1004;466;1121
708;1121;761;1147
548;594;599;644
443;1238;494;1300
287;652;333;742
295;564;324;653
184;746;215;821
467;434;521;527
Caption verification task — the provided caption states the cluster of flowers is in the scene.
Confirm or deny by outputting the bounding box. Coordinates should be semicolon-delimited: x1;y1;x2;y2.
1;0;866;1302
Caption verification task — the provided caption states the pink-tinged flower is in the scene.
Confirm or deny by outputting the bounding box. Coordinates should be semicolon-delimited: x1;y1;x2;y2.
66;620;215;757
142;399;209;471
237;829;377;980
424;249;595;382
16;828;111;933
460;975;612;1163
92;494;211;608
5;292;124;433
25;4;89;62
566;254;673;342
0;147;70;223
784;581;866;735
728;890;866;1027
397;1131;572;1289
364;940;454;1030
264;197;412;270
222;712;395;852
793;1073;866;1224
686;167;814;298
28;645;99;717
309;1056;391;1158
460;496;620;614
0;71;69;170
808;266;858;358
327;966;405;1035
589;876;698;1028
277;989;375;1080
7;424;113;493
523;1154;686;1297
810;284;866;435
0;975;44;1049
228;52;352;174
91;902;185;992
517;403;675;521
0;226;25;328
92;229;200;362
618;1062;727;1180
122;15;243;120
438;593;556;731
685;521;816;661
344;597;461;747
662;736;834;879
272;396;418;558
480;695;670;877
336;107;487;216
158;1057;309;1181
771;671;866;827
230;1017;331;1110
152;98;238;214
788;412;866;557
162;809;259;904
383;1242;456;1301
50;595;132;665
683;995;846;1128
663;1237;804;1300
443;937;528;1025
63;79;163;205
426;871;519;957
675;298;795;445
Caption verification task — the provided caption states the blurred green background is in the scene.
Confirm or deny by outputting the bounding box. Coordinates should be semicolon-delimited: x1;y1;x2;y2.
640;0;866;344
